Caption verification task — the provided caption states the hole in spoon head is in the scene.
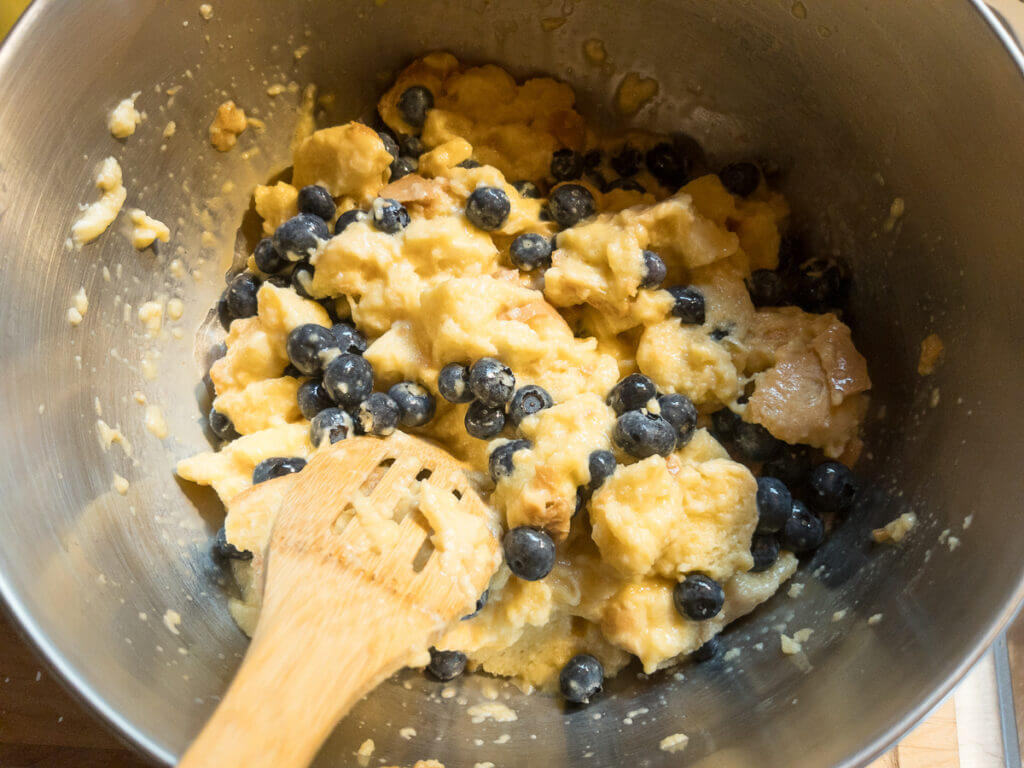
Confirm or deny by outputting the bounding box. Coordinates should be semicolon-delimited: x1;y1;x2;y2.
415;468;433;482
359;458;396;495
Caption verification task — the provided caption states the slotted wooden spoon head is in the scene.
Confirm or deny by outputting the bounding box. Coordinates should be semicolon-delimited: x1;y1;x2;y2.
180;434;501;768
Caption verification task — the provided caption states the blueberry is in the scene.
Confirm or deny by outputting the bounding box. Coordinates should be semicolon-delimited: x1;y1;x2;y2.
607;373;657;414
794;256;850;312
755;477;792;534
322;353;374;407
465;187;511;231
587;449;616;493
718;162;761;197
509;233;553;271
710;408;741;442
388;382;436;428
330;322;367;355
399;134;425;157
213;526;252;561
309;406;355;447
673;573;725;621
605;177;646;193
750;533;780;572
398;85;434;129
710;327;730;342
732;420;782;462
645;142;689;189
297;184;336;221
667;285;706;324
216;297;233;330
282;364;303;378
297;378;335;419
747;269;786;307
334;208;368;236
273;213;329;261
225;272;260;319
437;362;474;403
658;393;698;448
639;250;667;289
377;129;400;159
465;401;506;439
370;198;410;234
209;409;239;441
286;323;338;376
426;647;467;681
356;393;400;436
489;439;531;483
457;158;481;169
511;180;541;199
462;589;489;620
611;144;642;177
781;500;825;553
390;156;417;181
613;410;677;458
468;357;515;406
762;444;813;488
254;237;287;274
508;384;553;426
809;461;858;514
583;149;602;170
547;184;595;229
692;636;721;662
503;526;555;581
290;262;315;299
252;456;307;485
550;149;584;181
559;654;603;704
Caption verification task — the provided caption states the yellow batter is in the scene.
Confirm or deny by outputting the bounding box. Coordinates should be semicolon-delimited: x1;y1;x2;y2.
177;54;870;689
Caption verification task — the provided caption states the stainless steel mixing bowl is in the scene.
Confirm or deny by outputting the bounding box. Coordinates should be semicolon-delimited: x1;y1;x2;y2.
1;1;1023;765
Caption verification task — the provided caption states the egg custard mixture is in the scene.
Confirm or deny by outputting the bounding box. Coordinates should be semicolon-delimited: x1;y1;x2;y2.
177;53;871;702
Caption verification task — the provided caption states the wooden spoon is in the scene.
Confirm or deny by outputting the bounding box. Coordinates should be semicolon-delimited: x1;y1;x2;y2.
179;433;501;768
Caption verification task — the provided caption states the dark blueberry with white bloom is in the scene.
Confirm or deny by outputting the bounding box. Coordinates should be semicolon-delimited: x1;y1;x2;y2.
297;184;336;221
388;382;436;427
465;401;506;440
398;134;425;157
209;408;239;441
213;526;252;561
550;148;584;181
794;255;850;313
710;408;741;442
646;142;689;189
252;456;307;485
611;144;642;177
667;285;706;324
673;573;725;621
273;213;329;261
489;439;531;483
547;184;595;228
750;533;780;573
356;393;400;436
426;647;467;681
658;393;698;448
732;420;782;462
322;353;374;407
755;476;792;534
286;324;338;376
781;500;825;553
614;410;677;459
809;461;858;514
225;272;260;319
370;198;410;234
462;589;489;620
511;180;541;199
254;237;287;274
762;444;813;488
377;129;400;159
465;186;511;231
457;158;481;169
509;233;553;272
334;208;368;236
309;407;355;448
398;85;434;129
508;384;553;426
216;297;233;330
290;262;315;299
503;526;555;581
468;357;515;407
747;269;786;307
282;364;303;378
297;378;335;419
559;654;603;704
605;177;646;193
692;636;721;662
587;449;616;493
639;250;667;289
389;156;417;181
607;373;657;414
718;161;761;197
437;362;474;404
330;322;367;355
